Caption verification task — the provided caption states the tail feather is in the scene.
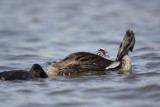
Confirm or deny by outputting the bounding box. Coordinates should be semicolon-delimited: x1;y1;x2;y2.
116;30;135;61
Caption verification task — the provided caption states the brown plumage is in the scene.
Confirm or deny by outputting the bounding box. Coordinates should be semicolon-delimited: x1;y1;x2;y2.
47;30;135;76
116;30;135;61
47;52;113;76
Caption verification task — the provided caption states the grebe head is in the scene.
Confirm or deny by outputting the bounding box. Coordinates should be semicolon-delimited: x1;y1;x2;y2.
96;48;110;58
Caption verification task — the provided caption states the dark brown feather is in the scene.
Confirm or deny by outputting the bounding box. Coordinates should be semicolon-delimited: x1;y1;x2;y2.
49;52;113;75
116;30;135;61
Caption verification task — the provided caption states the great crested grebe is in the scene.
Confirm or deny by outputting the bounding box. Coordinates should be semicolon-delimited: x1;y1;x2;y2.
47;30;135;76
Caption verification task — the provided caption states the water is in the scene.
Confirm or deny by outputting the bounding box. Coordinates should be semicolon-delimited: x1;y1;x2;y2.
0;0;160;107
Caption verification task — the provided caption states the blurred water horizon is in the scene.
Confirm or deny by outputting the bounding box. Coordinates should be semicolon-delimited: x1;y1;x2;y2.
0;0;160;107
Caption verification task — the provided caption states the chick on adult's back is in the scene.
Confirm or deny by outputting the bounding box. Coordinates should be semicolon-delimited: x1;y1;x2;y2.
47;30;135;76
47;52;113;76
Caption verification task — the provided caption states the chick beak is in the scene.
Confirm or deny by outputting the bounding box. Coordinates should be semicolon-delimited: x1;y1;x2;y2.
105;53;110;58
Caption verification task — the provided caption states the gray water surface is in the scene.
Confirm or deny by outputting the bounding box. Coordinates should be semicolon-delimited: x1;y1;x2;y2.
0;0;160;107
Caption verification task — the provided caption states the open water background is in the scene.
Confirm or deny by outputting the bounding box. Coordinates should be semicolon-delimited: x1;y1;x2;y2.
0;0;160;107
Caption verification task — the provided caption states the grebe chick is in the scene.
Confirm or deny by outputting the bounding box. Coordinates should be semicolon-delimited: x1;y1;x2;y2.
96;48;110;58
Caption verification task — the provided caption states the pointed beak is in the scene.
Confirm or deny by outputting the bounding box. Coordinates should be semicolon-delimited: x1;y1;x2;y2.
105;53;110;58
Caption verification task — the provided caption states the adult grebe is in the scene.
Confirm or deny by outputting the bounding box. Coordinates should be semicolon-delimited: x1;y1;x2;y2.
47;30;135;76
